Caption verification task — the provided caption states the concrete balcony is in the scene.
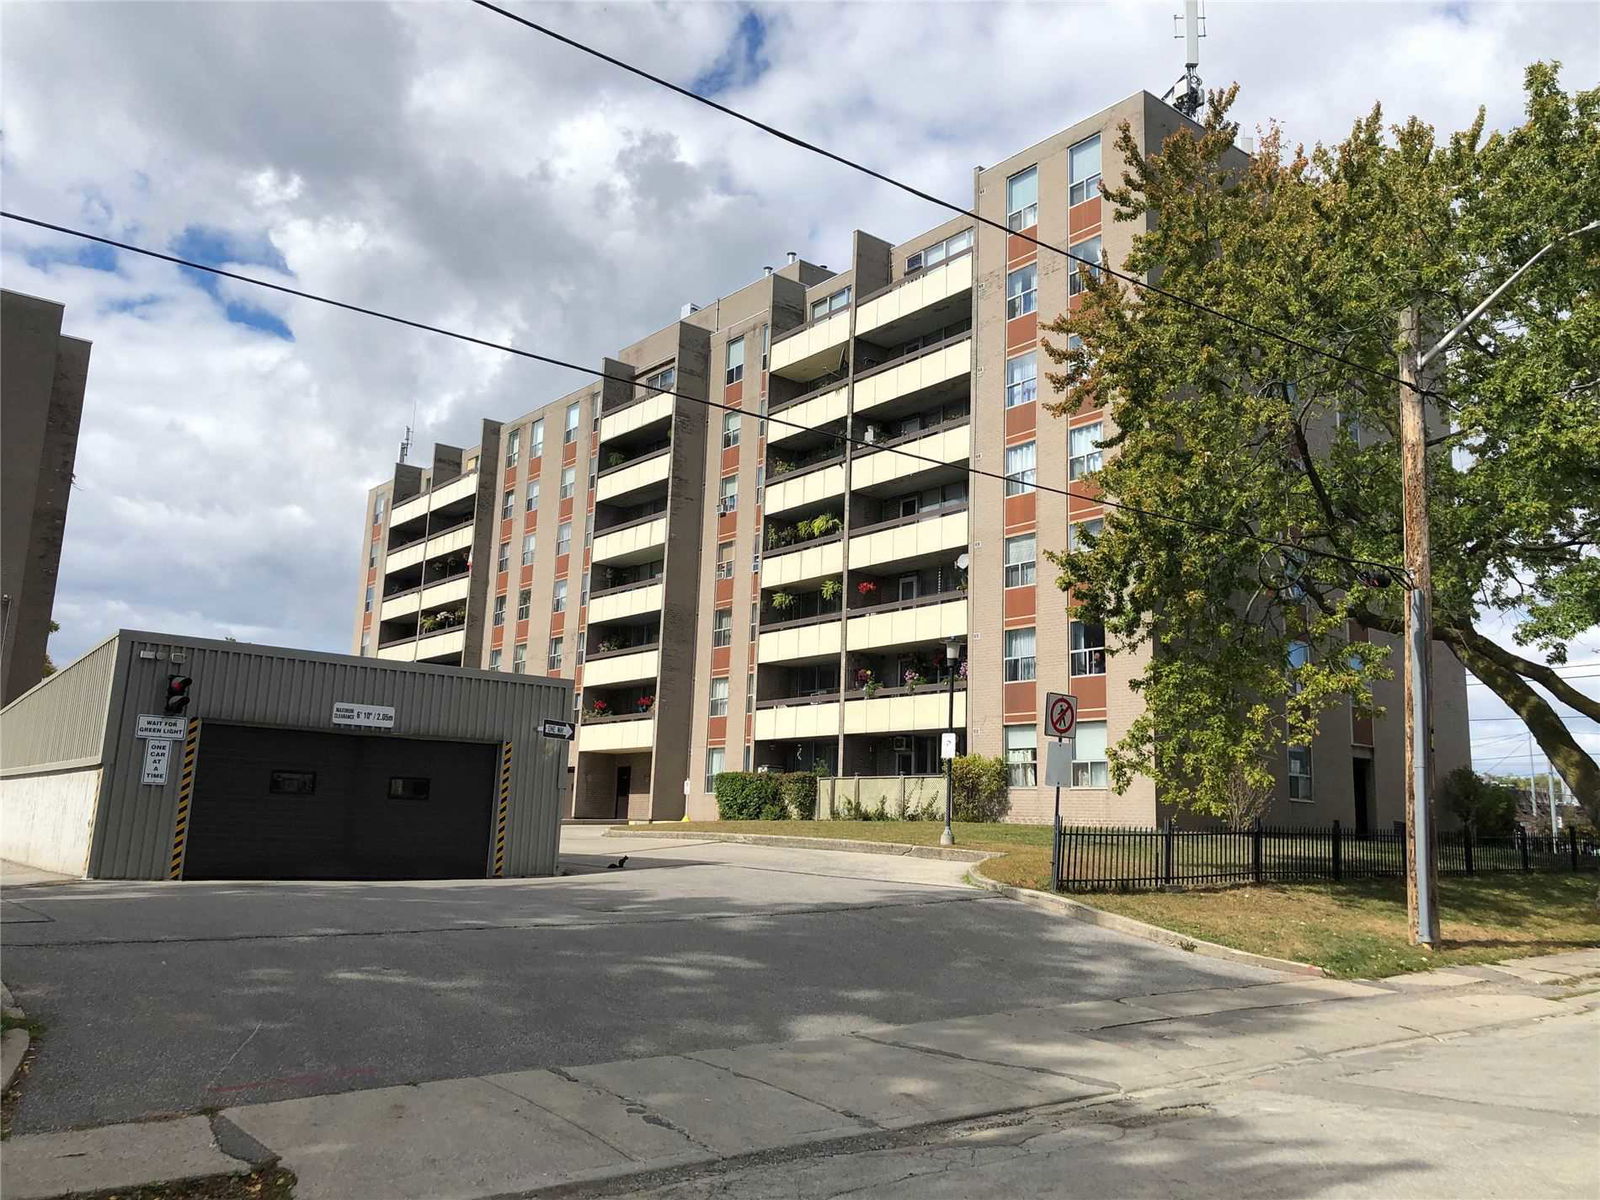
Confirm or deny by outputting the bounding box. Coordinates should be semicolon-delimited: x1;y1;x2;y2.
768;385;847;446
757;615;843;665
384;520;475;574
852;337;971;419
855;254;973;339
842;688;966;734
761;538;844;590
592;515;667;566
587;581;663;624
852;422;970;492
846;595;966;653
764;461;845;517
596;448;671;505
599;392;673;444
848;508;969;572
753;698;841;741
378;573;470;623
578;715;655;753
582;648;660;688
770;310;849;382
390;470;478;528
376;627;466;663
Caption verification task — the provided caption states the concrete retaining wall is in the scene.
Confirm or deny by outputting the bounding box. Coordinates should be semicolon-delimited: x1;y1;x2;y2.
0;767;100;876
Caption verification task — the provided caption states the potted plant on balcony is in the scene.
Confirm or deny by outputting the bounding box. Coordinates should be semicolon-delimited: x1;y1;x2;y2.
770;591;796;613
586;698;611;718
808;513;841;539
607;451;626;468
820;577;842;604
636;694;655;713
419;614;439;633
772;458;795;476
854;667;879;699
903;667;927;693
856;579;878;601
595;636;620;654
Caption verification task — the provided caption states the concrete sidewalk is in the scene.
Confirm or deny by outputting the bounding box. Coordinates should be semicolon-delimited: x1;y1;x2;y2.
5;949;1597;1200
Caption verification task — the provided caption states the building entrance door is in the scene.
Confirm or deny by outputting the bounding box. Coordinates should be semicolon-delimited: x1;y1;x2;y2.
614;764;632;820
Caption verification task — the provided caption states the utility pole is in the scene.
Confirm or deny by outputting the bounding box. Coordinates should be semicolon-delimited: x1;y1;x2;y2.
1399;306;1440;947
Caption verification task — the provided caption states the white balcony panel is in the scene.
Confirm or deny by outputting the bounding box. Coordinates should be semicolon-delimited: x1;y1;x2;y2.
848;510;969;571
764;463;845;517
419;575;471;612
579;717;655;753
587;583;663;624
600;392;674;443
375;641;419;662
754;702;841;742
770;310;849;382
385;540;426;574
846;599;967;653
852;339;971;418
596;451;671;504
390;492;428;528
592;517;667;566
429;471;478;513
583;649;660;688
855;255;974;337
769;386;847;446
761;540;844;590
852;425;970;491
379;591;421;623
425;523;475;560
842;690;966;735
414;628;465;660
757;619;842;665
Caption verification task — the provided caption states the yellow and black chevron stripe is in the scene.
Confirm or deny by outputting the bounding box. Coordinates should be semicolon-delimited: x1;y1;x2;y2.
493;741;512;877
168;719;201;880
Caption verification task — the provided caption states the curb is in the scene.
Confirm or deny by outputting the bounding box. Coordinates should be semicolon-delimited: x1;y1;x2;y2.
964;865;1327;977
602;827;995;863
2;980;31;1093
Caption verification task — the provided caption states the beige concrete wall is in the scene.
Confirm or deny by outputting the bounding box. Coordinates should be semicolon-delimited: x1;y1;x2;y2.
0;767;101;876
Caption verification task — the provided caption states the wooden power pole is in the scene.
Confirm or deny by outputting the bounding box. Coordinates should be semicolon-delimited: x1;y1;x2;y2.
1399;307;1440;947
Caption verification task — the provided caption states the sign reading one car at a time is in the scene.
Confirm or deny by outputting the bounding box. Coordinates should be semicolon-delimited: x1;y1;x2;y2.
331;702;396;729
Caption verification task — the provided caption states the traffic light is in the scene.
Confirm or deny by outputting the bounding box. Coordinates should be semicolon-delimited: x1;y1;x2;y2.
164;674;193;715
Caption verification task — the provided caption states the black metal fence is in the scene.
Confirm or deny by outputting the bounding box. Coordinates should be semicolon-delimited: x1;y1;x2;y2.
1054;820;1599;892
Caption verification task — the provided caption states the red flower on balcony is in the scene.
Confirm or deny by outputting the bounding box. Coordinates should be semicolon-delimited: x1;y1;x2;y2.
637;695;656;712
856;580;878;597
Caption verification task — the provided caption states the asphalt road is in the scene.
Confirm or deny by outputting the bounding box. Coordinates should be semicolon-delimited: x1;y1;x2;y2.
1;830;1278;1133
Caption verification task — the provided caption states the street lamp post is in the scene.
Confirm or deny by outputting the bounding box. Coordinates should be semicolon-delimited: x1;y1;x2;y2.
941;634;962;847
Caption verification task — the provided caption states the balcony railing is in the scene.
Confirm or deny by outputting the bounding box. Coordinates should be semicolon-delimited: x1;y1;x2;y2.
586;639;660;661
764;528;843;559
768;450;845;484
589;574;663;600
598;444;670;479
853;330;973;385
850;501;968;540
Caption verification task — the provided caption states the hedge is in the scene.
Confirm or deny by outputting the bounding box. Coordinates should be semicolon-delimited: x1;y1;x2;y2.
713;771;819;820
950;755;1010;823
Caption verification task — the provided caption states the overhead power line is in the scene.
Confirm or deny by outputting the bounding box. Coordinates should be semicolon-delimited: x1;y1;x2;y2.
468;0;1420;396
1;210;1403;579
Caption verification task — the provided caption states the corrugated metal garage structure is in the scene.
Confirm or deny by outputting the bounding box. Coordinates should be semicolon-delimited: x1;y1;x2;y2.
0;631;572;880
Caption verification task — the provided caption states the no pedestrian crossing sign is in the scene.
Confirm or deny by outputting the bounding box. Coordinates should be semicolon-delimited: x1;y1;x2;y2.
1045;692;1078;739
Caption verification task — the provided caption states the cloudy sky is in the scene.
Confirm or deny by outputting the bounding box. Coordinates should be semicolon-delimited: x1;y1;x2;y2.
2;0;1595;771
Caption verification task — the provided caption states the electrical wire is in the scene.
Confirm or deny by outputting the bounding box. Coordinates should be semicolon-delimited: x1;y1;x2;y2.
467;0;1421;396
2;210;1405;577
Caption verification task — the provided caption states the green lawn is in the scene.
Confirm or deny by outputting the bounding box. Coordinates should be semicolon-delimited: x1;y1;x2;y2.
669;821;1600;978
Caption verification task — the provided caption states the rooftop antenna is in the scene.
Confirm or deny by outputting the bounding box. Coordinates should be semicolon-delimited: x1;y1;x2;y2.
1162;0;1206;119
398;392;419;464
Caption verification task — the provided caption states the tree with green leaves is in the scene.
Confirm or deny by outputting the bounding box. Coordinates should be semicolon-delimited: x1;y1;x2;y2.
1042;64;1599;823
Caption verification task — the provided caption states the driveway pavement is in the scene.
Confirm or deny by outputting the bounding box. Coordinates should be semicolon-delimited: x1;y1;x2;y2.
1;829;1277;1132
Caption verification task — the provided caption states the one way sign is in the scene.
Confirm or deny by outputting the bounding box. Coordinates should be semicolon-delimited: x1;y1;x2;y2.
540;719;576;741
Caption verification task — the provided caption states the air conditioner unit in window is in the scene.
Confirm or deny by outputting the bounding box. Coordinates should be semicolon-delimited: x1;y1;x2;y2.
893;736;913;752
717;500;733;515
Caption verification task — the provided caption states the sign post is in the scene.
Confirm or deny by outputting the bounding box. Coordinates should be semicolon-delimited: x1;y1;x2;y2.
1044;693;1078;892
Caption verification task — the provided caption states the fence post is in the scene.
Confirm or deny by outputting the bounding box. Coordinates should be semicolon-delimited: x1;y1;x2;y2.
1252;818;1264;885
1462;822;1474;876
1331;819;1342;883
1570;825;1579;872
1163;817;1175;885
1518;825;1530;872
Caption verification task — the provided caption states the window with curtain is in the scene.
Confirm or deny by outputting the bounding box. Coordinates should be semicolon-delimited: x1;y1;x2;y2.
1005;725;1037;787
1072;720;1109;787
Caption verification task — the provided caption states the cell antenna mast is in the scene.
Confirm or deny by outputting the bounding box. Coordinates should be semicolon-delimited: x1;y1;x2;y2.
1164;0;1206;119
398;424;413;465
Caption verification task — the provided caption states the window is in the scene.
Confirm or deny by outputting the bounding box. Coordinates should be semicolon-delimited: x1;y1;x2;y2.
1288;639;1311;694
505;426;521;467
517;588;532;621
643;364;676;395
722;411;741;449
809;287;851;319
501;489;515;519
1005;441;1037;495
525;479;540;511
388;777;431;801
1006;263;1037;319
1069;422;1103;480
725;336;745;386
530;418;544;458
373;495;386;523
360;630;371;656
1068;134;1102;206
1069;235;1102;296
716;541;735;580
522;532;536;566
1005;725;1038;787
1004;351;1037;408
1288;746;1314;801
512;643;527;673
1004;534;1037;588
559;465;576;500
556;521;572;556
1006;165;1038;230
493;594;506;627
1069;517;1103;552
1071;622;1106;676
368;542;378;568
552;579;567;613
488;648;502;669
709;676;730;717
705;746;725;791
713;609;733;647
906;228;973;274
587;452;597;492
761;325;769;372
718;474;738;513
363;585;373;613
564;402;579;444
1004;628;1037;682
497;541;510;573
897;574;919;601
547;637;563;671
1072;721;1109;788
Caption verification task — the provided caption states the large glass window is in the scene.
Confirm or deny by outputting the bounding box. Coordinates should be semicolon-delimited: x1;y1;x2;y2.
709;676;730;717
1068;134;1102;206
1006;165;1039;230
1004;628;1037;682
1069;423;1103;480
906;228;973;274
1071;622;1106;676
810;287;851;319
725;336;745;385
1005;441;1037;496
1006;263;1037;319
713;608;733;647
1072;721;1109;787
1005;351;1037;408
1005;725;1038;787
1004;534;1037;588
1069;235;1103;296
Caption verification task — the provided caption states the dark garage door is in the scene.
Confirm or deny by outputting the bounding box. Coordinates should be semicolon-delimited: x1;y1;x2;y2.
182;723;498;880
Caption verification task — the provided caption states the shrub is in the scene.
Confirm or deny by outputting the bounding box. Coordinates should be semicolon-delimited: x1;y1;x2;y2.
714;771;786;821
950;755;1010;823
777;772;818;820
1440;766;1518;836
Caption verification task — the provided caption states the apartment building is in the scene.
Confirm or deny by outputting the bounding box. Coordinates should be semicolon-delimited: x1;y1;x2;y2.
352;90;1469;830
